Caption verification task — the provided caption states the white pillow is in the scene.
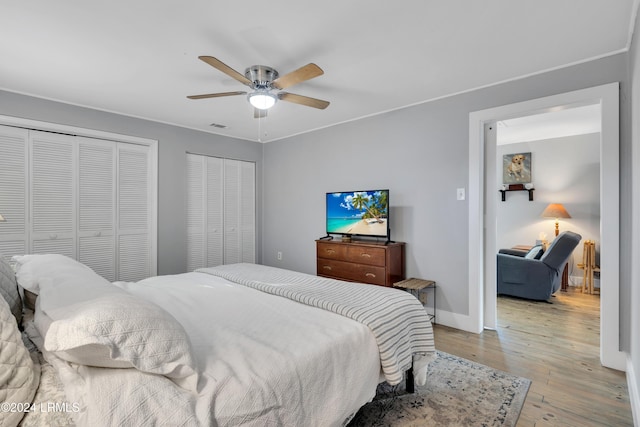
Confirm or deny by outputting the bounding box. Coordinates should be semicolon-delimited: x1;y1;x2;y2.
12;254;107;294
524;245;544;259
17;254;199;391
40;292;199;392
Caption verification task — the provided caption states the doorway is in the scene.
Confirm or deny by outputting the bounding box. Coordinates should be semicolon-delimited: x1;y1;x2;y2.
493;106;602;341
467;83;625;371
495;104;601;288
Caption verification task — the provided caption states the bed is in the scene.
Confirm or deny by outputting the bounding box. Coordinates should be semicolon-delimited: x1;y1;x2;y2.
0;254;436;427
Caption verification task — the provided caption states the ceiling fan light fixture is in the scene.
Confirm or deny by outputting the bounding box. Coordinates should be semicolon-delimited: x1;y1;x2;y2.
248;91;277;110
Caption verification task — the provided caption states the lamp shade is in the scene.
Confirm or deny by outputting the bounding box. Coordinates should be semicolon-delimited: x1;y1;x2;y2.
0;213;4;222
541;203;571;219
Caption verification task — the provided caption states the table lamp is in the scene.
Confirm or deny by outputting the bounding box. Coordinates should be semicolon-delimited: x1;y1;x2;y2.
0;213;5;222
541;203;571;236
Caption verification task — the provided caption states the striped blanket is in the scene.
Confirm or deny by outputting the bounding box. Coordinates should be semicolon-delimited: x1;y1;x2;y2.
196;263;436;385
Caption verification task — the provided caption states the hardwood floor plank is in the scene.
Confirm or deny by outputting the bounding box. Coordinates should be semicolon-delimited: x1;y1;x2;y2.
433;288;633;426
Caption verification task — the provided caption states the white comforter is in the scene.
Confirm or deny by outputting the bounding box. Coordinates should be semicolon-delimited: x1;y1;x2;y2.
49;272;382;426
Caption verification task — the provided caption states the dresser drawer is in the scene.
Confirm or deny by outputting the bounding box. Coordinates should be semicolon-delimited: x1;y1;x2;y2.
345;245;386;266
317;259;387;286
316;242;348;260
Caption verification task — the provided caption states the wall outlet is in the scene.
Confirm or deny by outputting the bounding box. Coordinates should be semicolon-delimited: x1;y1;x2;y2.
457;188;466;201
277;251;283;261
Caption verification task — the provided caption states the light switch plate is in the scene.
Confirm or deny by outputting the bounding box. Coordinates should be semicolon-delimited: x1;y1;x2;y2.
457;188;466;201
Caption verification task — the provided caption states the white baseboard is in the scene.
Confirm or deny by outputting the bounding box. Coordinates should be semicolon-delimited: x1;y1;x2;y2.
627;355;640;427
434;309;480;333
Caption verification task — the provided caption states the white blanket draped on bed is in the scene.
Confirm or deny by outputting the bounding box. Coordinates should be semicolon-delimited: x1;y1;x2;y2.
196;263;436;386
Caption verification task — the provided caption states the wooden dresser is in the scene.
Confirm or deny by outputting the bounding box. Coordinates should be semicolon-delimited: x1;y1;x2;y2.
316;240;405;287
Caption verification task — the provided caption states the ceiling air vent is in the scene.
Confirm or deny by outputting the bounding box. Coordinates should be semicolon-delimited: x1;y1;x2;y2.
209;123;228;129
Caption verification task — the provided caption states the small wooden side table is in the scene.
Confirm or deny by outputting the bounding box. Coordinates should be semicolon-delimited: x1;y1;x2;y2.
511;244;534;252
394;278;436;323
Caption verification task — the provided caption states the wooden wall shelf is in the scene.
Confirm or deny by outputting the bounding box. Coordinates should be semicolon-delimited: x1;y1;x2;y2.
499;188;534;201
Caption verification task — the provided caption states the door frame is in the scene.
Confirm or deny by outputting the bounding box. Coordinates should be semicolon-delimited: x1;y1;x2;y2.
467;82;625;371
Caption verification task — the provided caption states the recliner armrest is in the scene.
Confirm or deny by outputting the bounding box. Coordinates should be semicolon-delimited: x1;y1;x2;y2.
498;248;528;257
497;253;556;285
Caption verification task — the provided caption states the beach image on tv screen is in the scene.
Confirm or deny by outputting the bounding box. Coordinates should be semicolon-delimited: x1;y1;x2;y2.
326;190;388;236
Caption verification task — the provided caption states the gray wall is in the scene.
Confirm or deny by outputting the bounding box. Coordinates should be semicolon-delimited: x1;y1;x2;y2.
496;134;601;280
0;91;264;275
629;6;640;416
263;54;630;326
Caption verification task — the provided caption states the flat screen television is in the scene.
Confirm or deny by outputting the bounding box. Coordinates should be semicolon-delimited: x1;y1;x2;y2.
325;190;390;240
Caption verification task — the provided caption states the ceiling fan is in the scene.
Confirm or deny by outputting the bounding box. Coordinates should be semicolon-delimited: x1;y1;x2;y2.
188;56;330;118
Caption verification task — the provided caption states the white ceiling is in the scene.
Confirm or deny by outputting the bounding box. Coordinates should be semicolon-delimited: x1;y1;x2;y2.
497;104;602;145
1;1;636;143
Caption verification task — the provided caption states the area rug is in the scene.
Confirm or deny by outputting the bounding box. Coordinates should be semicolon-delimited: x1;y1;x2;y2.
348;351;530;427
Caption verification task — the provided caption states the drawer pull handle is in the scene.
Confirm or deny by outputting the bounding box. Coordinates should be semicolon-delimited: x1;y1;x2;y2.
326;249;335;254
360;253;371;258
323;266;332;271
365;273;376;278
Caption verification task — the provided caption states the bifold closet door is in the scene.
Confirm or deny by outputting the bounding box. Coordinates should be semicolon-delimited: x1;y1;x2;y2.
0;124;152;282
187;154;224;271
206;157;224;267
77;138;116;281
0;126;28;258
187;155;254;270
187;154;205;271
30;131;76;258
221;158;255;265
233;159;255;264
117;143;151;282
222;159;255;264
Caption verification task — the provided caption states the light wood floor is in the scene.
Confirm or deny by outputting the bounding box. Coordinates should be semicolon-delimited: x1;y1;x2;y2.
433;288;634;426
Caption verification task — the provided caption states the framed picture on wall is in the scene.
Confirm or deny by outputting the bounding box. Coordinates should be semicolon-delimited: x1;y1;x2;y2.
502;152;532;184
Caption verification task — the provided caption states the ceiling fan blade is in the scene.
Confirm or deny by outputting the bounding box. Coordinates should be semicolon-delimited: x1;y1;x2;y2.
254;108;268;119
187;91;246;100
271;63;324;90
278;92;330;109
198;56;253;86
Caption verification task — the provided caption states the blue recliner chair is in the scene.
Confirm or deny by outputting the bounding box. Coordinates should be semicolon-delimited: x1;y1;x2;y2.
497;231;582;301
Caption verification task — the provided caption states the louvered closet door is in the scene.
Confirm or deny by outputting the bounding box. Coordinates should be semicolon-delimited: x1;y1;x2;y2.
239;160;255;263
223;159;240;264
186;155;223;271
117;144;150;281
30;131;76;258
206;156;223;267
78;138;116;281
186;154;205;271
0;125;28;259
187;155;253;269
223;159;255;264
